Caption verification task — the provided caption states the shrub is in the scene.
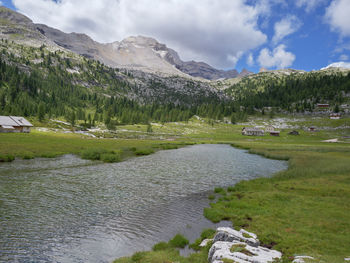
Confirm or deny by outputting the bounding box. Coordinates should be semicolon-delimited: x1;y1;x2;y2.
152;242;170;251
131;251;146;262
100;152;121;163
134;148;154;156
22;152;34;159
40;152;59;158
189;239;202;251
169;234;189;248
208;194;215;200
190;228;216;251
81;148;107;160
0;154;15;162
161;144;178;150
80;148;122;163
214;187;225;194
227;186;236;192
200;228;216;240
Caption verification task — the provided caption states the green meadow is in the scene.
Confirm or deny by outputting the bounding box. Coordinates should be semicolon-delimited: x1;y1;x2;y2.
1;116;349;262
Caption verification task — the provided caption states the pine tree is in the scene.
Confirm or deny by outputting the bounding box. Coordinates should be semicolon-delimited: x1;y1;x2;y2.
37;102;45;122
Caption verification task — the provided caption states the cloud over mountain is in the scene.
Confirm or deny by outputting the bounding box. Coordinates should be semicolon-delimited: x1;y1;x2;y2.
258;44;295;69
12;0;269;69
272;15;302;44
325;0;350;37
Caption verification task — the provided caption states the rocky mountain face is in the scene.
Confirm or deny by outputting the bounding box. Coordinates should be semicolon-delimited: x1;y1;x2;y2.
0;11;227;107
0;6;248;80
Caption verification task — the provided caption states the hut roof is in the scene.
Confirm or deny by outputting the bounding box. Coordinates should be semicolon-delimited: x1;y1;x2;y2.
10;116;33;127
243;127;264;132
0;116;33;127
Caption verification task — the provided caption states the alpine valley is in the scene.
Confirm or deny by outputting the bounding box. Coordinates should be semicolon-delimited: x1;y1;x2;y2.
1;4;350;263
1;5;349;125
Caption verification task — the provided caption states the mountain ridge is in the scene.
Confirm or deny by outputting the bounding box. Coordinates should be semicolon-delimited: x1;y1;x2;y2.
0;6;249;80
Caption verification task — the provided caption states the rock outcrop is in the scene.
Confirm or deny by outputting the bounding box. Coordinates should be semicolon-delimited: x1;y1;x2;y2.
208;227;282;263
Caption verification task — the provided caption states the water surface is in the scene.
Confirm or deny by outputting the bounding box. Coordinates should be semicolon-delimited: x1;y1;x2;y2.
0;144;287;262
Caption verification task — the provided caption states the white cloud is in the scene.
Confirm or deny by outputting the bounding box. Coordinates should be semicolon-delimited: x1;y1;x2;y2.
325;0;350;37
296;0;327;12
321;61;350;69
247;53;254;66
258;44;295;69
12;0;268;69
272;15;302;44
339;54;349;60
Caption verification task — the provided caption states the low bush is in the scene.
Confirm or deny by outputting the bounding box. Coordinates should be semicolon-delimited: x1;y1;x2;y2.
161;144;178;150
100;152;121;163
208;194;215;200
131;251;147;262
81;148;107;160
227;186;235;192
152;242;170;251
22;152;34;159
190;228;216;251
81;148;122;163
134;148;155;156
200;228;216;240
168;234;189;248
0;154;15;162
214;187;225;194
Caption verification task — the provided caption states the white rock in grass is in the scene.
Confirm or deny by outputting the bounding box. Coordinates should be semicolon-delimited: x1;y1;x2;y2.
199;238;213;247
213;227;260;247
208;240;282;263
292;255;315;262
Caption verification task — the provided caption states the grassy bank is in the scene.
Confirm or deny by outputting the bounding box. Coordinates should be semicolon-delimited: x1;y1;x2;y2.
1;117;349;262
112;118;350;263
0;129;190;162
114;139;350;263
203;140;350;262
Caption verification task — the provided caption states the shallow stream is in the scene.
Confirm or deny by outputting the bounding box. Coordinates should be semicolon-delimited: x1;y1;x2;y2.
0;144;287;262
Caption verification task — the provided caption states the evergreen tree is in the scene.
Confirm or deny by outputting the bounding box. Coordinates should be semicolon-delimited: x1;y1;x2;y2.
147;123;153;133
37;102;45;122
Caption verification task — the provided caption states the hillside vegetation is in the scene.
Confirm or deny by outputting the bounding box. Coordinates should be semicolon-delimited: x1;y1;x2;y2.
0;40;235;126
225;69;350;113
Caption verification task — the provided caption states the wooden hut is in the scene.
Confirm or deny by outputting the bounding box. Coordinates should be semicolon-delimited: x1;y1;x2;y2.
330;113;341;119
288;130;299;135
242;127;265;136
0;116;33;133
269;131;280;136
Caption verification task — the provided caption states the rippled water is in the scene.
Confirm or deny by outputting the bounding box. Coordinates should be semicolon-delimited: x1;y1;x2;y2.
0;144;287;263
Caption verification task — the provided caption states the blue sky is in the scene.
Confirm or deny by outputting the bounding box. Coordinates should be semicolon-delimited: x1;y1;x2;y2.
1;0;350;72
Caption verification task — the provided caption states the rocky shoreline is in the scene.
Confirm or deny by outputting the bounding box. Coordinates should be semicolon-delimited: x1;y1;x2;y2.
204;227;319;263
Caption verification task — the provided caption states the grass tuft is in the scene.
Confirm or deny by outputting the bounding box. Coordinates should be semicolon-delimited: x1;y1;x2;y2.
80;148;122;163
134;148;155;156
0;154;15;162
152;242;170;251
168;234;189;248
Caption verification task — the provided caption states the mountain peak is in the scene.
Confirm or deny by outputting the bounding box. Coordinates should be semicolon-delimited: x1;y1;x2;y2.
0;6;33;25
259;67;269;73
0;7;244;80
239;68;252;77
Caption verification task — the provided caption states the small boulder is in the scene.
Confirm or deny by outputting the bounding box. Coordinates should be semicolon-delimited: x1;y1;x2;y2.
292;255;315;262
213;227;260;247
208;240;282;263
